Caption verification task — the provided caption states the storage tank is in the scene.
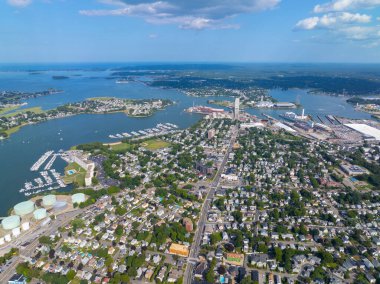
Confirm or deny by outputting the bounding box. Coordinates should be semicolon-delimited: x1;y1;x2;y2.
71;193;85;204
2;215;21;230
42;195;57;207
0;238;4;245
4;234;11;242
14;200;35;216
12;227;21;237
21;222;30;231
53;201;67;212
33;208;47;220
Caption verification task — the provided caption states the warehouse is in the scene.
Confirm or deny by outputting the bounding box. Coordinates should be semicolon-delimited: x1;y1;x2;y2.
344;124;380;140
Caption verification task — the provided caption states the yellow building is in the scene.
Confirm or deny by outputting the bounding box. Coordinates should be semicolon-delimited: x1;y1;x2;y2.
169;243;189;257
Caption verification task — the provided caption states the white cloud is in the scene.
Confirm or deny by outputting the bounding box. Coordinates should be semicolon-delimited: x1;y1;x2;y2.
314;0;380;13
338;25;380;40
7;0;32;7
295;12;371;30
80;0;281;30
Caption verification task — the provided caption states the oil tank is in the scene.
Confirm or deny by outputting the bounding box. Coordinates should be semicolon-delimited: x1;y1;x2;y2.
71;193;85;204
33;208;47;220
42;195;57;207
14;200;35;216
2;215;21;230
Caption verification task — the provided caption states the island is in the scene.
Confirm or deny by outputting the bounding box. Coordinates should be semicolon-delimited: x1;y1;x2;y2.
0;89;63;105
0;98;173;139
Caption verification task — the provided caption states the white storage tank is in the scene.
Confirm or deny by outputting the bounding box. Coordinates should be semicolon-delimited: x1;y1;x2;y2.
4;234;11;242
33;208;47;220
12;227;21;237
71;193;85;204
42;195;57;207
53;201;68;212
2;215;21;230
21;222;30;231
14;200;35;216
0;238;4;245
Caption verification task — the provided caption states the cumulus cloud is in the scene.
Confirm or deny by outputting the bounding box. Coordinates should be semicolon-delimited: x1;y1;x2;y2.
80;0;281;29
7;0;32;7
314;0;380;13
295;12;371;30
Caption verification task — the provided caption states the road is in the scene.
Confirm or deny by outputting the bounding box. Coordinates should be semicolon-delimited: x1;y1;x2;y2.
183;125;238;284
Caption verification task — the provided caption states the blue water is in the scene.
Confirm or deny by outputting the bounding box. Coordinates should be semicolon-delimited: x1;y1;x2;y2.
0;65;373;215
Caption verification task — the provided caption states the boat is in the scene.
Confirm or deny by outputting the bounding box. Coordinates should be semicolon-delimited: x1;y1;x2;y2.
116;79;130;84
280;111;308;122
30;151;54;171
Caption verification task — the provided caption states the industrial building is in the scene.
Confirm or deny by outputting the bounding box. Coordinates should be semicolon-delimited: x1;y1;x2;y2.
344;124;380;140
340;164;368;176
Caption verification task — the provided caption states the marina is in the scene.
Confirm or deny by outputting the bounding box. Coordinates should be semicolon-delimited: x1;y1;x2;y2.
108;123;179;140
21;151;67;196
30;151;54;171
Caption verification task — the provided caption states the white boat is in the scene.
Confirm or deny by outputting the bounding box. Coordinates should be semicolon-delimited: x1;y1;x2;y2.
30;151;54;171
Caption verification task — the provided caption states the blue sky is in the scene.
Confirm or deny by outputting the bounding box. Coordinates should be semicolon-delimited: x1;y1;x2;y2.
1;0;380;63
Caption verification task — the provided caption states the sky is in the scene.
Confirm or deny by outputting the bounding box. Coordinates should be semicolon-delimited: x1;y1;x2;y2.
1;0;380;63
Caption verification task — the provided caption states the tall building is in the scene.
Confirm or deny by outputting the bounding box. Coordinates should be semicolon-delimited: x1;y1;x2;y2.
207;129;215;139
234;98;240;120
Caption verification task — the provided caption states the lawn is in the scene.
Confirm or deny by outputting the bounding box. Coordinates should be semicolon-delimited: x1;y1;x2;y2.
0;105;20;116
141;139;171;150
4;124;24;136
63;162;86;187
109;142;132;152
2;106;44;118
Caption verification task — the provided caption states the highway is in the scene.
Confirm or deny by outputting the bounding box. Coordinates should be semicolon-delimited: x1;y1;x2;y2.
183;125;238;284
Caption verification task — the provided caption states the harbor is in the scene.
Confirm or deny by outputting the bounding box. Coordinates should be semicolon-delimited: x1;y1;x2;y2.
108;122;179;139
20;151;67;197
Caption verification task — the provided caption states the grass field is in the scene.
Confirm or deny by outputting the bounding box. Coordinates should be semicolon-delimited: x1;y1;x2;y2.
63;162;86;187
2;106;44;118
109;142;132;152
0;105;21;116
4;125;24;136
142;138;171;150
